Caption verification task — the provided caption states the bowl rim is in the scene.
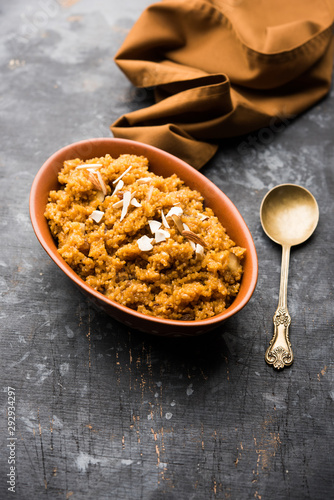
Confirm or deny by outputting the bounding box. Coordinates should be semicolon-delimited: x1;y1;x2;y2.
29;137;258;329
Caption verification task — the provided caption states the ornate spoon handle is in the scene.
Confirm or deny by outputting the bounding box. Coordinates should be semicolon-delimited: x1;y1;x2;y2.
265;245;294;369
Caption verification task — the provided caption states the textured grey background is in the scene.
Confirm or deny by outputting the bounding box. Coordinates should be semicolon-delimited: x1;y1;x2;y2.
1;1;333;499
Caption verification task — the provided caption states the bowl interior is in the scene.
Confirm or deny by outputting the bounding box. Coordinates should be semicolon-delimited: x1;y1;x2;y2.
30;138;258;331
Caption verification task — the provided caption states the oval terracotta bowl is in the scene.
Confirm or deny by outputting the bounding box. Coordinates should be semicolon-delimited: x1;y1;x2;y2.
30;138;258;337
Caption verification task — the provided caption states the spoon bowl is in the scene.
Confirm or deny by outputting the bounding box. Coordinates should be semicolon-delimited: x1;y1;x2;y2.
260;184;319;369
260;184;319;247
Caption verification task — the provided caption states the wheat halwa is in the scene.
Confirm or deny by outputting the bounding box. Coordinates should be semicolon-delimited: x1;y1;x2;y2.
45;154;245;320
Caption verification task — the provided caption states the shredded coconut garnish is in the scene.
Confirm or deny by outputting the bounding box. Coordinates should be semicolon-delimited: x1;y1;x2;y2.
120;191;132;221
161;210;170;229
111;179;124;196
90;210;104;223
113;165;132;184
137;235;154;251
148;220;162;234
131;198;141;207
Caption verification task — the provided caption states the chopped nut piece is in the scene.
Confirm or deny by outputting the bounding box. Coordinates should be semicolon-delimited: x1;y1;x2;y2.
166;206;183;218
182;230;206;247
146;185;154;201
112;199;123;209
148;220;162;234
182;223;195;250
154;229;170;243
198;213;209;221
171;214;184;234
161;210;170;229
96;191;105;202
120;191;132;221
90;210;104;223
113;165;132;184
131;198;141;208
96;171;107;196
113;191;137;209
111;179;124;196
228;253;239;271
195;244;205;257
87;171;107;195
137;177;153;184
137;235;154;251
87;171;101;191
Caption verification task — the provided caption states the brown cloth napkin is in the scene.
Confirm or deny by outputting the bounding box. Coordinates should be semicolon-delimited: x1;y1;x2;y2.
111;0;334;169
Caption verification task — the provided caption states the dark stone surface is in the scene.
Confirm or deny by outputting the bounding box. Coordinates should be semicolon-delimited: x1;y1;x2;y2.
1;1;333;499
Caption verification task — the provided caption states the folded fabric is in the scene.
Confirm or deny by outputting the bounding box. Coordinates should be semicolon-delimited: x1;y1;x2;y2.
111;0;334;168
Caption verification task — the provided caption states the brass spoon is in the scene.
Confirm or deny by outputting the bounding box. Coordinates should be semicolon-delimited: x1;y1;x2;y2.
260;184;319;369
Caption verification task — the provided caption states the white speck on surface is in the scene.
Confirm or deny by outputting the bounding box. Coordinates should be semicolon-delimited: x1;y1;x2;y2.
121;459;133;466
158;462;168;469
10;351;30;368
186;384;194;396
34;364;53;385
0;277;9;295
20;416;37;433
15;211;31;229
302;413;313;419
80;384;88;397
165;412;173;420
170;401;176;406
65;325;74;338
154;392;159;398
76;452;109;472
59;362;69;376
147;414;153;420
263;392;287;409
52;415;63;430
156;381;162;387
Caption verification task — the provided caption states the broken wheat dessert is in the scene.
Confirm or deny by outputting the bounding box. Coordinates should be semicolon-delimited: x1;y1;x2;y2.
45;154;245;320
